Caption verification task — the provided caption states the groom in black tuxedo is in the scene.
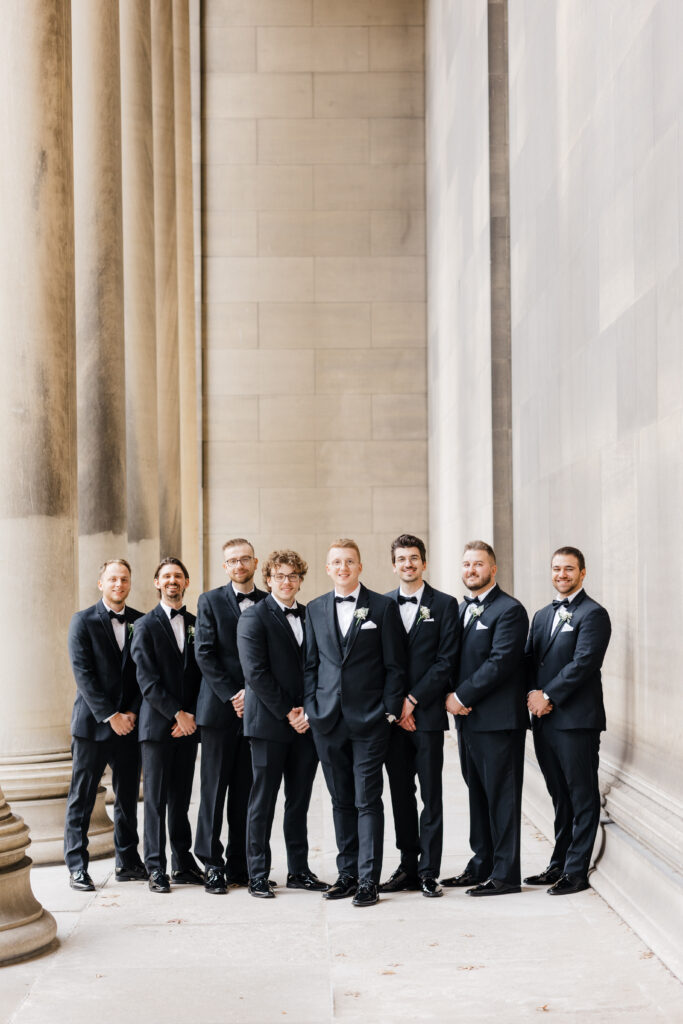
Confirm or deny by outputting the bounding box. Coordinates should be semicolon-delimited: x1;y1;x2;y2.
236;549;327;899
194;538;267;894
131;558;203;893
380;534;460;898
65;559;145;890
525;546;611;895
443;541;529;896
304;538;406;907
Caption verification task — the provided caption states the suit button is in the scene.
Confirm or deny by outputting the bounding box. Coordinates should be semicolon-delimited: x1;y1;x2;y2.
540;661;544;667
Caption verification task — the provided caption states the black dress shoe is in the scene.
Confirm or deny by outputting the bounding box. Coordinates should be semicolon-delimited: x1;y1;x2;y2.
467;878;521;896
171;867;205;885
286;871;329;891
352;881;379;907
69;869;95;892
420;877;443;898
115;863;147;882
547;873;590;895
439;870;482;888
322;874;358;900
148;870;171;893
523;866;562;886
204;867;228;894
378;866;420;893
248;877;275;899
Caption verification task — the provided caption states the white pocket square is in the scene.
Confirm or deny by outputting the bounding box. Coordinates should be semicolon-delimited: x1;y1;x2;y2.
561;623;574;632
360;621;377;630
422;618;435;623
475;621;489;630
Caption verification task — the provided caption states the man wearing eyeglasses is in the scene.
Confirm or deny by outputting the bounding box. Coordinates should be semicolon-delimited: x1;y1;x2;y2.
236;550;328;898
194;538;267;894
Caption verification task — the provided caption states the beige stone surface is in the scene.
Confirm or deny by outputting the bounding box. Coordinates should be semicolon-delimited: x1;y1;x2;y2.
204;118;257;163
369;26;424;70
205;164;314;211
314;72;423;118
259;394;373;441
204;0;313;27
205;348;316;394
257;27;369;72
313;0;424;27
205;256;314;302
371;394;427;439
259;210;370;257
314;164;424;210
203;25;256;71
315;349;426;394
258;117;369;164
204;301;258;348
371;210;425;255
205;73;312;118
371;301;426;346
370;117;424;163
259;302;372;348
315;256;425;301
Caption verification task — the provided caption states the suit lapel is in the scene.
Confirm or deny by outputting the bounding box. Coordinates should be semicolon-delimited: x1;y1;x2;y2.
540;590;585;659
97;600;121;655
408;583;432;645
342;585;369;663
266;595;302;657
155;603;183;662
122;610;135;667
462;584;499;639
223;584;240;622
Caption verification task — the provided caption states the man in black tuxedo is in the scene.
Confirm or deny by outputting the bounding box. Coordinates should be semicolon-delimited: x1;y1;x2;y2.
380;534;460;898
130;558;203;893
236;549;328;899
194;538;266;895
304;538;406;907
64;559;145;890
525;546;611;895
443;541;529;896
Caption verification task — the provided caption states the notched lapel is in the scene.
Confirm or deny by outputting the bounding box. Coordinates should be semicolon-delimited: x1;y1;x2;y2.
267;597;302;657
342;586;369;662
408;583;433;645
155;604;183;661
97;601;122;656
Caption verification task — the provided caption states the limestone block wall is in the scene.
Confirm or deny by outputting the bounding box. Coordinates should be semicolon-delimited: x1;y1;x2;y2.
201;0;428;594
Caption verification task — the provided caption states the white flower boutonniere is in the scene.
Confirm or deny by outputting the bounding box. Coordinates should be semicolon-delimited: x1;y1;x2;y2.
418;605;431;623
558;608;572;625
354;607;369;624
187;625;196;644
127;622;135;640
469;604;484;621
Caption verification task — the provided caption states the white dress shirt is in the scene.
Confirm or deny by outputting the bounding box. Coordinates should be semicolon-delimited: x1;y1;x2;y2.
161;601;185;652
334;584;361;637
398;584;425;633
550;587;583;636
102;599;126;652
273;596;303;646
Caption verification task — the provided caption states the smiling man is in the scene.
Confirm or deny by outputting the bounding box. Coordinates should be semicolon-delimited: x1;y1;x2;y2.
525;547;611;895
303;539;406;907
236;550;328;899
131;558;203;893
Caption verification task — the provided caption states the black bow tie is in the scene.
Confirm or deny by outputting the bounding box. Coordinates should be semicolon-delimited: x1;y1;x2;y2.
335;595;355;603
170;606;186;619
236;591;254;604
464;596;480;606
553;598;569;608
108;610;126;624
283;606;300;618
398;595;417;605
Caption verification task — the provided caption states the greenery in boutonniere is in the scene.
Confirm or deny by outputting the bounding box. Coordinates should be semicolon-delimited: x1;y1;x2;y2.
418;605;431;623
469;604;484;621
187;625;196;643
354;607;369;623
127;622;135;640
558;608;573;625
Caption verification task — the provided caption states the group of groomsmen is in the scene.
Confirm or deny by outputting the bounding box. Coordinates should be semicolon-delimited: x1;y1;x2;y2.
64;533;611;908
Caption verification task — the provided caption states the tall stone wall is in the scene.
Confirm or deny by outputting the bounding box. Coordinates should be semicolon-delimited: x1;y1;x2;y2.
201;0;427;594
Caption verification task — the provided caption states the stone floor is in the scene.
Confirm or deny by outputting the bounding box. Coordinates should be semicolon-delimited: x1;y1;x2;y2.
3;734;683;1023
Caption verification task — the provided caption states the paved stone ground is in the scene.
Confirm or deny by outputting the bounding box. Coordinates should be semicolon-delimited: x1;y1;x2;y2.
3;734;682;1023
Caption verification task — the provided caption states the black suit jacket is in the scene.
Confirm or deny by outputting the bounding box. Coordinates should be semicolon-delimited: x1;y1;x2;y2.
131;603;202;742
386;583;460;731
237;595;306;744
526;590;611;731
455;586;529;732
194;584;267;728
303;585;407;735
68;600;143;742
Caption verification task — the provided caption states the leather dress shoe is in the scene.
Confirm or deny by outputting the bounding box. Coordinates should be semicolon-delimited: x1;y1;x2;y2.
547;873;590;895
467;878;521;896
248;877;275;899
420;876;443;898
227;874;276;889
523;866;562;886
115;863;147;882
148;870;171;893
352;881;379;907
322;874;358;900
439;870;482;888
171;866;205;885
69;869;95;892
286;871;329;892
204;867;228;894
379;866;420;893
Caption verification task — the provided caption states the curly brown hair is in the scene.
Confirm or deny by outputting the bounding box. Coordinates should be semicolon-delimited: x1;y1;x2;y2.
261;549;308;590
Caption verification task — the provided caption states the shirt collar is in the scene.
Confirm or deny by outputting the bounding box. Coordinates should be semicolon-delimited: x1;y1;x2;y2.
160;601;179;620
102;599;126;615
469;582;497;602
554;587;583;605
400;583;425;604
273;595;298;613
232;583;255;598
334;584;361;602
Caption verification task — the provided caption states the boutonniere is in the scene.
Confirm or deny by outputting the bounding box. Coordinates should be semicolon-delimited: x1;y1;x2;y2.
127;622;135;640
187;625;196;643
469;604;484;621
354;607;369;623
417;605;431;623
558;608;572;625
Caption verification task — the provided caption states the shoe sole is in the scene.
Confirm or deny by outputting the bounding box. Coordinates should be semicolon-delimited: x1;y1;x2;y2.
467;887;521;897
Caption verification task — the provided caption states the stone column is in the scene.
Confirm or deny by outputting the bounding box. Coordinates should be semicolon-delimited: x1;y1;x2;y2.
0;784;57;965
0;0;111;863
72;0;128;610
152;0;182;557
173;0;201;592
120;0;161;605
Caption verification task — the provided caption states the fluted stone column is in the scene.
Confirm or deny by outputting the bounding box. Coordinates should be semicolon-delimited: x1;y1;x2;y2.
152;0;182;557
72;0;128;613
0;785;57;965
0;0;105;864
173;0;201;590
120;0;161;603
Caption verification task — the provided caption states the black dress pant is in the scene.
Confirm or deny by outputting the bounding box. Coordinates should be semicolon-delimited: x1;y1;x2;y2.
194;721;252;877
312;717;389;884
385;726;444;877
64;733;141;872
533;719;601;878
457;725;526;885
246;731;319;880
141;735;198;874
